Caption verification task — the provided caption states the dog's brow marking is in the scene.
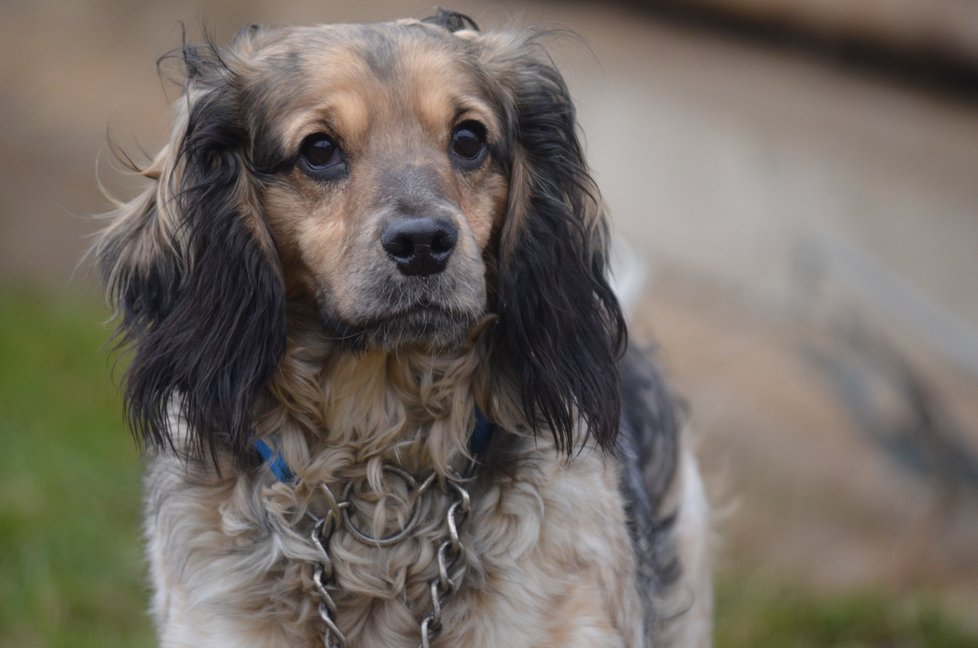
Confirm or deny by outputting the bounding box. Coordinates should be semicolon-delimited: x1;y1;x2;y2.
326;92;372;147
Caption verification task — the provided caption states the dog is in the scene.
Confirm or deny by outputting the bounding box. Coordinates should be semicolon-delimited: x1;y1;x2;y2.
95;10;711;647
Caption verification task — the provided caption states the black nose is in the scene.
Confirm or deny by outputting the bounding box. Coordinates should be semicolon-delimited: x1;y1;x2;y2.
381;217;458;276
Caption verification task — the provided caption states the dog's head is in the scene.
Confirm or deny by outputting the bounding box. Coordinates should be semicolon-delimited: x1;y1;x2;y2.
97;11;625;464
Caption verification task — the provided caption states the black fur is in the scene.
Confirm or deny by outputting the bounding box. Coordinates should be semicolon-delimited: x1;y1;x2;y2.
103;49;286;468
491;51;627;454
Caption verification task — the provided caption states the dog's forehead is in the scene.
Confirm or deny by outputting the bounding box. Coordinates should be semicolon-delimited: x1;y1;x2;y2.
255;22;493;150
275;22;458;71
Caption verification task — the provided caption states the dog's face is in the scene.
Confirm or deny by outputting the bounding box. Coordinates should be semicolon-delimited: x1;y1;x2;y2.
252;25;507;349
97;13;625;463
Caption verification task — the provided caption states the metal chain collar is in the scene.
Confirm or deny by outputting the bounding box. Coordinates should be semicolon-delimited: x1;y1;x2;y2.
307;465;473;648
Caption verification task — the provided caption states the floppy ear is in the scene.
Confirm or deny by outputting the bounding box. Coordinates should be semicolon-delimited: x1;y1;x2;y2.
96;45;286;467
488;37;627;454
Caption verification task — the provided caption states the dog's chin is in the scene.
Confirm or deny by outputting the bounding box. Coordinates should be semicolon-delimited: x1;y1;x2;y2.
320;304;478;352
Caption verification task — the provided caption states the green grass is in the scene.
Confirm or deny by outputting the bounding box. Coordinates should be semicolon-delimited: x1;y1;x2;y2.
716;570;978;647
0;289;152;647
1;289;976;647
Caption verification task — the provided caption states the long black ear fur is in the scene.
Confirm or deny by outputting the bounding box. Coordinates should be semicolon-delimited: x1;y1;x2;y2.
99;51;286;467
493;48;627;454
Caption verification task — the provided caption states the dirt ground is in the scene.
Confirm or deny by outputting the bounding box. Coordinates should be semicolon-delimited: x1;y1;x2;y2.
2;0;977;629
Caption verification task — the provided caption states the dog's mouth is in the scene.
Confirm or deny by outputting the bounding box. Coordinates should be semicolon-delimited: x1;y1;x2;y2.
363;300;466;330
319;298;480;351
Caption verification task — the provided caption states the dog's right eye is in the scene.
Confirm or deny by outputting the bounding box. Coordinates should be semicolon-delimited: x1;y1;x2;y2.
298;133;346;178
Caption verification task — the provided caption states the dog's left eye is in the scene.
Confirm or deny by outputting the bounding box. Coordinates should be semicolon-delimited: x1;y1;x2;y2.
298;133;346;178
450;121;487;168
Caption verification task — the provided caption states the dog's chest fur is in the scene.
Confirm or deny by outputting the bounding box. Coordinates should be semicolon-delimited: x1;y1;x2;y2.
144;343;644;648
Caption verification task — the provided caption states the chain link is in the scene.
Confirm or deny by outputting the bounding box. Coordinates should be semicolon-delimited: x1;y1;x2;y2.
417;478;470;648
307;466;472;648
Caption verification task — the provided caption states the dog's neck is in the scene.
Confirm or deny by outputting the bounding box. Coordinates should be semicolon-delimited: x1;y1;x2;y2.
261;322;505;483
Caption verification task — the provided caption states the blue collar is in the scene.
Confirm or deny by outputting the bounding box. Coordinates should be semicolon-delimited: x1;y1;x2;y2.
252;436;295;483
469;407;495;458
253;407;496;484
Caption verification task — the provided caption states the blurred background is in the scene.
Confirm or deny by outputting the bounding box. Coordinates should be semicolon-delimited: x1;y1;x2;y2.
2;1;977;645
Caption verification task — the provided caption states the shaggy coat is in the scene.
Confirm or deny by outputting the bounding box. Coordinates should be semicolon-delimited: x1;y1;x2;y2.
96;11;711;647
